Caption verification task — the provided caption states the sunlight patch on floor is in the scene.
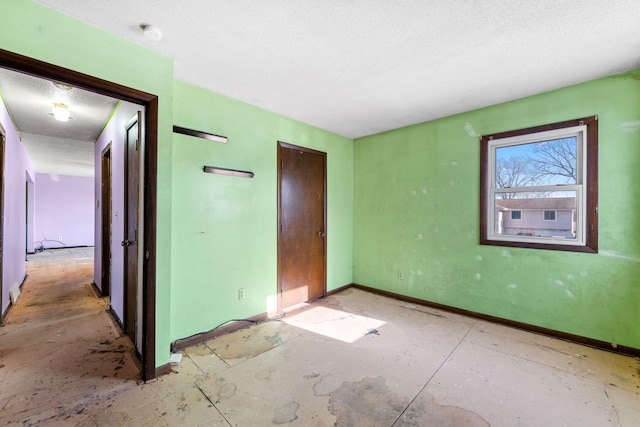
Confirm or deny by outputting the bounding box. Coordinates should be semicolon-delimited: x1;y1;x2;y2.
283;306;386;343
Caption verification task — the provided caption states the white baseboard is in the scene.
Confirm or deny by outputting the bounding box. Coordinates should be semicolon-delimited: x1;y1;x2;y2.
9;285;20;304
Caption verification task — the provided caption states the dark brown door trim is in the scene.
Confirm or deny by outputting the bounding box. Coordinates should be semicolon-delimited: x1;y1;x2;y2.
123;113;140;349
0;48;159;380
0;124;5;324
277;141;327;312
100;144;112;297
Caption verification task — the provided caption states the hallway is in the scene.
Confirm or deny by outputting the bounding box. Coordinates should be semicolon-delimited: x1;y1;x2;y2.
0;248;140;423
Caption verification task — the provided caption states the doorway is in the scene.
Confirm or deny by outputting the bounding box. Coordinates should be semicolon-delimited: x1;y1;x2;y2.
100;144;112;297
277;141;327;311
0;48;159;380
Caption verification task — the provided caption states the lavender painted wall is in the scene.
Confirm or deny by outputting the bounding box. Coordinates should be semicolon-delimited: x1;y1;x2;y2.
26;181;35;253
1;97;34;315
34;173;94;248
94;102;140;324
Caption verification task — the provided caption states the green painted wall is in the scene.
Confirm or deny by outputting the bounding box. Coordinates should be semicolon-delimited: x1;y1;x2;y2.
354;72;640;349
170;80;353;341
5;0;638;364
1;1;354;366
1;0;175;366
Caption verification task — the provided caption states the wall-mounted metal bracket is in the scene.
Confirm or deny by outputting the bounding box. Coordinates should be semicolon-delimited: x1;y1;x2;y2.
173;125;228;143
203;165;254;178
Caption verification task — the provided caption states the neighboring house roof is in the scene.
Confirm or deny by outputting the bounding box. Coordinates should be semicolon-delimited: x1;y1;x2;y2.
496;197;575;211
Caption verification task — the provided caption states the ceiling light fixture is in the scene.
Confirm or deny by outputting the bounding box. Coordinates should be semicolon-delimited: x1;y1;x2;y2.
142;24;163;41
52;103;70;122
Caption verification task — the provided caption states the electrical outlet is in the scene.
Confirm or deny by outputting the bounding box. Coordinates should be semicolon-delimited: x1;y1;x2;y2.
238;288;245;300
58;235;63;242
398;270;404;280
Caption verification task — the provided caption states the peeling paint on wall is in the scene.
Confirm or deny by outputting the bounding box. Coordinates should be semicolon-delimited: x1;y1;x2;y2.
599;250;640;263
618;121;640;133
464;122;480;137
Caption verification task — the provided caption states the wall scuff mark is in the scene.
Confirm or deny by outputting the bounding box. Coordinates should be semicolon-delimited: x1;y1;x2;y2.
618;121;640;133
464;122;480;137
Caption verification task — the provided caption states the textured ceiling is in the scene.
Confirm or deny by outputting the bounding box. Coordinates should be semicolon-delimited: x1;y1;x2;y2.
33;0;640;139
0;68;119;177
20;133;97;177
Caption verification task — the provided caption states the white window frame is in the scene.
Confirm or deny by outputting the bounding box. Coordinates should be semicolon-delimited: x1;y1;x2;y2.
485;125;587;247
543;210;556;221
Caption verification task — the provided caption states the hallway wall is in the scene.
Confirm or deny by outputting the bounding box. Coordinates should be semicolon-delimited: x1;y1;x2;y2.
34;173;94;248
1;95;34;315
94;102;140;325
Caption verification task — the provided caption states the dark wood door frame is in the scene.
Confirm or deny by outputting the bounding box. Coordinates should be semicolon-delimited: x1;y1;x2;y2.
0;48;159;380
100;144;112;297
123;113;140;349
277;141;327;312
0;124;5;324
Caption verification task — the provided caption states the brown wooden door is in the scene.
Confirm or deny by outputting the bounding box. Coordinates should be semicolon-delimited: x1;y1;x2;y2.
123;113;140;343
278;142;326;310
100;145;112;297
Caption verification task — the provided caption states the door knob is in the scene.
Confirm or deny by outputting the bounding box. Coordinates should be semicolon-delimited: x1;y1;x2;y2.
121;240;130;246
317;230;325;237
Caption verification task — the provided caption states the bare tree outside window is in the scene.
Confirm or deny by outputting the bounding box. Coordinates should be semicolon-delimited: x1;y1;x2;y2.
495;137;577;198
495;156;540;198
529;137;577;184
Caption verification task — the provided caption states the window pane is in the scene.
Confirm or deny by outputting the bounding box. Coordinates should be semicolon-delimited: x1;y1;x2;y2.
494;191;576;239
481;116;597;252
495;137;578;188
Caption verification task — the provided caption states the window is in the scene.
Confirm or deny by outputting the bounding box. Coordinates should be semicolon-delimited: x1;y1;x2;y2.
480;117;598;253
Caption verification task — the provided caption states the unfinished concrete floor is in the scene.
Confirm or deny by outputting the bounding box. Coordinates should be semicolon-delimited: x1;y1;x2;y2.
1;249;639;426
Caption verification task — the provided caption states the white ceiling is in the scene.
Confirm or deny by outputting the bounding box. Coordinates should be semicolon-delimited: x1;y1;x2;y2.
32;0;640;139
0;68;119;177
